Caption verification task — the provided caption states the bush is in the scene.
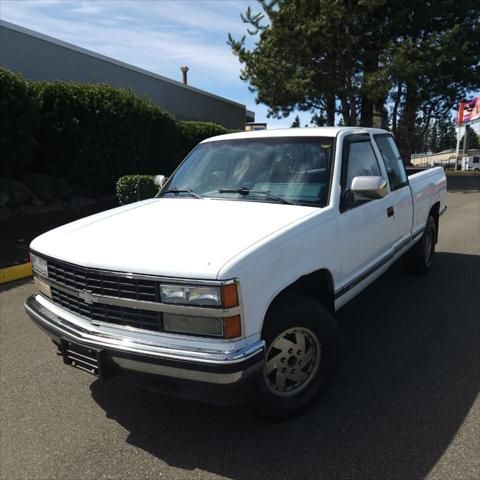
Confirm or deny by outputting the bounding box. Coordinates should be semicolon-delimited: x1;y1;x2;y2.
177;121;231;159
116;175;157;205
34;82;179;195
0;69;38;177
0;68;236;196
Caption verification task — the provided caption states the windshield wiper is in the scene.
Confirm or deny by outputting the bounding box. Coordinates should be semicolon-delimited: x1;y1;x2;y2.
160;188;203;199
218;187;295;205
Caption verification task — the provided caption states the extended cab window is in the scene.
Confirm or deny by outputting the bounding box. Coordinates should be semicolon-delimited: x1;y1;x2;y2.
374;134;408;190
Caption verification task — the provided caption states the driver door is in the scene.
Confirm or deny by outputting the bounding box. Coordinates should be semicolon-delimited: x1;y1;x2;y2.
336;134;396;297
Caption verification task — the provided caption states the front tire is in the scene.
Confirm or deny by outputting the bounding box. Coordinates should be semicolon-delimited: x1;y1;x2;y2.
254;294;341;419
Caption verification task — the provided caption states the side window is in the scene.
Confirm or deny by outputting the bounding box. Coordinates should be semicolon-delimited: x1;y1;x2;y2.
374;135;408;190
342;139;382;211
345;141;381;189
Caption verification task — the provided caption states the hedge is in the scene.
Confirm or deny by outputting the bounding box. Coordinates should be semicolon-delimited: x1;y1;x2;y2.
0;67;235;196
116;175;157;205
33;82;180;195
0;69;38;177
177;120;231;159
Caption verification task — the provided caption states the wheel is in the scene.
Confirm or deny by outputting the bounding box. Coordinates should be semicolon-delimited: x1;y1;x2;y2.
254;294;341;419
404;215;436;275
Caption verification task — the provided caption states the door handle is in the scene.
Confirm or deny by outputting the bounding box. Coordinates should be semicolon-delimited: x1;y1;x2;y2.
387;206;395;217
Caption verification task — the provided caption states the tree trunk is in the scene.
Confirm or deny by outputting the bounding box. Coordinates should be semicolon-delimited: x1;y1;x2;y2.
360;97;373;127
391;83;403;134
326;94;335;126
396;81;417;165
373;100;386;128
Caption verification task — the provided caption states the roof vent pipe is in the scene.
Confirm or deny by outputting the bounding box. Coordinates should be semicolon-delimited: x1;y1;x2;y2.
180;65;189;85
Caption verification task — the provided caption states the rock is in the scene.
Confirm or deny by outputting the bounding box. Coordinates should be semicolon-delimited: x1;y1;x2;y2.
20;203;64;215
0;180;10;207
52;176;74;199
10;181;32;206
66;194;96;209
96;193;117;203
0;206;12;220
31;196;44;206
0;178;33;206
21;173;74;203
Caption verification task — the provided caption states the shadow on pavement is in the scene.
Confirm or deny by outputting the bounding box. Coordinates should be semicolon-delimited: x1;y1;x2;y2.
446;174;480;192
90;252;480;480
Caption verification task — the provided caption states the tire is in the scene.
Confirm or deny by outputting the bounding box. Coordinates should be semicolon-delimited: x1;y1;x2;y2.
404;215;436;275
253;293;341;419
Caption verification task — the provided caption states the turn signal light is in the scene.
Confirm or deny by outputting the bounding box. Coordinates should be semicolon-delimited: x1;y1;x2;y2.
223;315;241;339
222;284;239;308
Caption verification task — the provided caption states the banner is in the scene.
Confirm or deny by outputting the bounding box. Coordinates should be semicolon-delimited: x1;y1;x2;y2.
457;97;480;125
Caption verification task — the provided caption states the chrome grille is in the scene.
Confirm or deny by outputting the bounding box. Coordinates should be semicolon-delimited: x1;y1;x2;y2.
51;287;163;332
47;258;159;302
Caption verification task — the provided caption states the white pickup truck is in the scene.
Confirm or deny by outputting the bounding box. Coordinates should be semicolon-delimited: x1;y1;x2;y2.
26;127;447;417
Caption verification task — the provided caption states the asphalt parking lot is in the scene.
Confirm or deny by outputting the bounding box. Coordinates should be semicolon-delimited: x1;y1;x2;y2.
1;182;479;480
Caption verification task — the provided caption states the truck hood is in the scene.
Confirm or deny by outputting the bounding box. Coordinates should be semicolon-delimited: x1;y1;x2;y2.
31;198;317;279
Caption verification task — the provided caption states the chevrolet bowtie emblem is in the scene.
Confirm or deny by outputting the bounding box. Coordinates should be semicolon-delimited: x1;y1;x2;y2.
79;290;95;305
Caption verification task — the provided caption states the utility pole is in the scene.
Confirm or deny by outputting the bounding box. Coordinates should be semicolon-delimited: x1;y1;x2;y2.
456;100;464;170
463;125;469;155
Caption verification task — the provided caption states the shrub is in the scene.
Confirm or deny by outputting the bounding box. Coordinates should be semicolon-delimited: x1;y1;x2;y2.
0;68;237;196
34;82;179;195
176;121;231;160
116;175;157;205
0;68;38;177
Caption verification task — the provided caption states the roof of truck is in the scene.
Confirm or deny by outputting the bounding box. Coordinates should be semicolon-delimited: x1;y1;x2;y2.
202;126;389;143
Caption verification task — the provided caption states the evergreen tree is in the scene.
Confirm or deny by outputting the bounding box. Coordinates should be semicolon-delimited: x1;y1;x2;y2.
460;125;480;150
436;117;457;152
229;0;480;163
290;115;301;128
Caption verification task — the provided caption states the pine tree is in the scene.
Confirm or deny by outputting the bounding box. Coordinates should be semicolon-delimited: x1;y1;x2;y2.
229;1;480;163
460;125;480;150
290;115;301;128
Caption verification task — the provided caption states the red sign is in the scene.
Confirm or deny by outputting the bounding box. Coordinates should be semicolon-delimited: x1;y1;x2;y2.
457;97;480;125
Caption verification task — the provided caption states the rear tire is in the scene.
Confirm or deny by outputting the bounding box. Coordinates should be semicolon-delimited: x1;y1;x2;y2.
253;294;341;419
404;215;436;275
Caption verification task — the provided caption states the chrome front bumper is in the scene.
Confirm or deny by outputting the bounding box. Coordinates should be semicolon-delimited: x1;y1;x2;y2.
25;295;265;385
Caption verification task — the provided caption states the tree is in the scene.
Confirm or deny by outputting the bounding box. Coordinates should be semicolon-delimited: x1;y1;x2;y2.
229;0;480;163
290;115;301;128
228;1;391;127
436;116;457;152
460;125;480;150
389;1;480;161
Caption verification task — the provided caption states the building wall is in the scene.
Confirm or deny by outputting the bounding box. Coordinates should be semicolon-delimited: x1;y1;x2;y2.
0;21;247;129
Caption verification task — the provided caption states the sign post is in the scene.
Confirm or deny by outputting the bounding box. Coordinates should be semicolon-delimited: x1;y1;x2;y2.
456;97;480;170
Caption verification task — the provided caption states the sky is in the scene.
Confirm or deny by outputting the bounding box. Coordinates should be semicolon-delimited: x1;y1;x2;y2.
0;0;309;128
1;0;478;135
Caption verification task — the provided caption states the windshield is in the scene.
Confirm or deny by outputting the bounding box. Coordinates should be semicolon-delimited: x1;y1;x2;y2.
160;137;334;207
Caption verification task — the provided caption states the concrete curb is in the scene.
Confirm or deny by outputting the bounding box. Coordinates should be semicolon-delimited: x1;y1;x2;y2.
0;263;32;284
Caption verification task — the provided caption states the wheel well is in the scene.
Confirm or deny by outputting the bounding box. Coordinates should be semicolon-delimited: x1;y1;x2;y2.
429;202;440;242
268;269;335;315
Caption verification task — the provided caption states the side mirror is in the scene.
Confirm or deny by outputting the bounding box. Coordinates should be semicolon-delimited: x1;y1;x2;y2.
350;176;387;200
154;175;167;189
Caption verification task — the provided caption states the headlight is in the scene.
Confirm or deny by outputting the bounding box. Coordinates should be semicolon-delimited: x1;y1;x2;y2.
159;283;239;308
160;284;221;306
31;253;48;277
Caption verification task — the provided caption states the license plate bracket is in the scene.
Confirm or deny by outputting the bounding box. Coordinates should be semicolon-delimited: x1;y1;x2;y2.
61;339;104;377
